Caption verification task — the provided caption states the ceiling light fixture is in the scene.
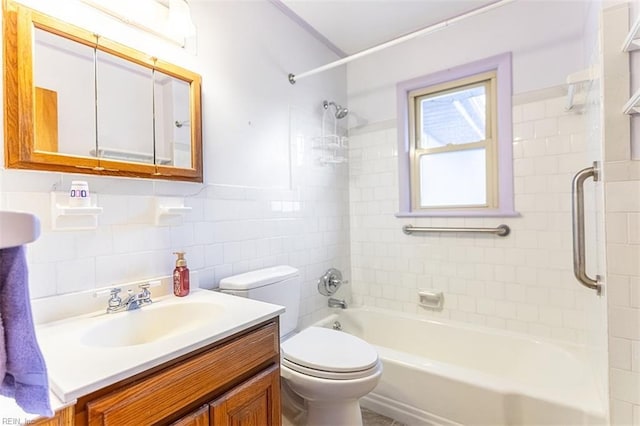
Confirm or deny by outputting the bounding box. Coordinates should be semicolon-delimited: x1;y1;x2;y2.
169;0;196;39
79;0;196;47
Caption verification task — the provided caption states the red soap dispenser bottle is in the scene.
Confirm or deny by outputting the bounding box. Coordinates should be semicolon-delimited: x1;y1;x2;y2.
173;251;190;297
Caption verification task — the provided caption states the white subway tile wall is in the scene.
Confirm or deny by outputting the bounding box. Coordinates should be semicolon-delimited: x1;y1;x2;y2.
0;107;350;329
603;2;640;422
606;160;640;422
349;94;597;344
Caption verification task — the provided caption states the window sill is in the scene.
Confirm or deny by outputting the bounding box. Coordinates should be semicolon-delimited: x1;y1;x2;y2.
395;209;520;218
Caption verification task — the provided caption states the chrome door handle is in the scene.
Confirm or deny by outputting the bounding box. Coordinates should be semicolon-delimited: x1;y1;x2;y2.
571;162;602;294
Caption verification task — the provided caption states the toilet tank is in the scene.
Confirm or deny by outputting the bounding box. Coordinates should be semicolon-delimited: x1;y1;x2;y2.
219;266;300;337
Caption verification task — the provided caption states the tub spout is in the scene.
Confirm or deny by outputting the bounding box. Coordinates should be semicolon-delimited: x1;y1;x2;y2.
328;297;347;309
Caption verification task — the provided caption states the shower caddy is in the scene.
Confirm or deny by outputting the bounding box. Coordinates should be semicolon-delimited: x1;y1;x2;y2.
313;100;348;165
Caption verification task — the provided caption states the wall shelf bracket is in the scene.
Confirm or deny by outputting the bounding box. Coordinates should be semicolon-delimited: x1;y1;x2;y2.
51;192;103;231
155;197;192;225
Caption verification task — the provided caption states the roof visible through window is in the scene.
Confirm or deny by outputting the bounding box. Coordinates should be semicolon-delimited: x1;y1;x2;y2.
419;84;487;148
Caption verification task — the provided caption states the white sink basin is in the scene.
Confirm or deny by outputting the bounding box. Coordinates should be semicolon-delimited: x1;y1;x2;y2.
35;290;284;402
81;302;223;347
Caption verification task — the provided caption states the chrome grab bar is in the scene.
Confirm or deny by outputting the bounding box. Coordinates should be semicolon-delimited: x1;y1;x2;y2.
402;224;510;237
571;162;602;294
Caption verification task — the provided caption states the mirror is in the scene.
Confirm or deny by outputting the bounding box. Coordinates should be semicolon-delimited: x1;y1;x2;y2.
95;50;155;164
33;28;96;157
4;1;203;182
154;71;192;169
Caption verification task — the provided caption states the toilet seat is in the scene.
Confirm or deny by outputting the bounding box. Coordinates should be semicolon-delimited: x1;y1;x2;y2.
282;357;382;380
281;327;380;380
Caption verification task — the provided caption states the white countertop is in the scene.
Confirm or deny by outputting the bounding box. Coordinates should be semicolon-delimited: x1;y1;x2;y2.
33;289;284;404
0;392;70;422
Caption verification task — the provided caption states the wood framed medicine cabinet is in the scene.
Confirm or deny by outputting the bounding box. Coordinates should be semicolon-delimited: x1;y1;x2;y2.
3;0;203;182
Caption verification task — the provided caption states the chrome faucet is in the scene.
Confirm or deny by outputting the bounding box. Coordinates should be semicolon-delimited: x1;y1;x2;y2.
105;283;153;314
328;297;347;309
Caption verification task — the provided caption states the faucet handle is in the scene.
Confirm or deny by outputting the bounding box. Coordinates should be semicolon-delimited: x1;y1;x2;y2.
107;288;122;308
138;280;159;304
95;287;123;313
139;280;160;296
138;284;151;299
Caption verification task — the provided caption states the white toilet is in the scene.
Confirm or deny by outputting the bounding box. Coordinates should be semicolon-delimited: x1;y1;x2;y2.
219;266;382;426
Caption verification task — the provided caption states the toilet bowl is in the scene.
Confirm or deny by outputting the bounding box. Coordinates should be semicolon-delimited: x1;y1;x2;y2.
280;327;382;426
219;266;382;426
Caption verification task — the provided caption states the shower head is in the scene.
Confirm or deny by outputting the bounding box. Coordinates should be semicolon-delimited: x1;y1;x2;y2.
323;100;349;119
334;105;349;119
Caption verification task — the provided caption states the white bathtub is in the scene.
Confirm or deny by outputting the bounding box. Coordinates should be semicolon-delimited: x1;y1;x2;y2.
314;307;606;426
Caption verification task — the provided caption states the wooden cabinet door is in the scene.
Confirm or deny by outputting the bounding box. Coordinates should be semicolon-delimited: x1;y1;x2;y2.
31;406;74;426
210;365;281;426
171;405;209;426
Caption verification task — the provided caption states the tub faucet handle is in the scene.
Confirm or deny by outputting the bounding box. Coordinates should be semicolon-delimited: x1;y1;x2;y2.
318;268;344;296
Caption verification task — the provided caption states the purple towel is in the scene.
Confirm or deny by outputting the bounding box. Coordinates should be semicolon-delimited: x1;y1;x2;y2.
0;246;52;417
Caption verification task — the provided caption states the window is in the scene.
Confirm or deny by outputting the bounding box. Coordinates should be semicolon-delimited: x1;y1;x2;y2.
397;53;516;217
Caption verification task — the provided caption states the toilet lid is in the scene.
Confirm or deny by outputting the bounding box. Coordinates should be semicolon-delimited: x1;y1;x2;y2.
281;327;379;374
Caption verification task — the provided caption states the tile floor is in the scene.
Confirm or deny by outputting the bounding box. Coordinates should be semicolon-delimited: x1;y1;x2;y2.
283;408;404;426
361;408;406;426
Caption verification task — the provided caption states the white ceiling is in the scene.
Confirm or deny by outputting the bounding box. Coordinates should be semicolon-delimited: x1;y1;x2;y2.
279;0;497;56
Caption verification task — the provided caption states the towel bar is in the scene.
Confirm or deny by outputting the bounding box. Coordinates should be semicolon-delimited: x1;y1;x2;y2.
402;224;510;237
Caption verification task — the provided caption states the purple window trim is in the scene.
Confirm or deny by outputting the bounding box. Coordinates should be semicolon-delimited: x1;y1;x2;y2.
396;52;518;218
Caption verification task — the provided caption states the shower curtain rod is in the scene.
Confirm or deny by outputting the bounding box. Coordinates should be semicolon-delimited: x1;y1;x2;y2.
288;0;514;85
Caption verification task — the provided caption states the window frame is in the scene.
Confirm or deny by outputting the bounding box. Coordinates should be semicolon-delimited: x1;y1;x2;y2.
410;72;497;210
396;53;517;217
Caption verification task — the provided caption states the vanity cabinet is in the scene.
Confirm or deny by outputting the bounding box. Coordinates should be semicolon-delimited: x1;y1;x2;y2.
209;364;280;425
171;405;209;426
73;319;281;426
31;406;74;426
171;365;280;426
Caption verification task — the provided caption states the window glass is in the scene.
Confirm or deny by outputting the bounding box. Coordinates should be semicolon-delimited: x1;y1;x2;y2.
418;148;487;207
418;84;486;149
